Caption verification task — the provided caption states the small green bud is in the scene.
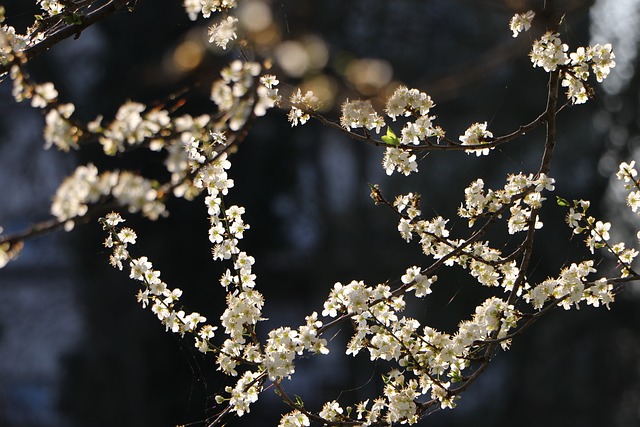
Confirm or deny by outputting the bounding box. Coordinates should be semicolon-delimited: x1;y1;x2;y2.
556;196;570;207
64;13;83;25
381;127;400;146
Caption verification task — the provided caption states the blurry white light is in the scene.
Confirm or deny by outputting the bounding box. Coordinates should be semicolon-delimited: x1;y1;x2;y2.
275;41;309;78
345;58;393;94
239;0;272;33
304;35;329;70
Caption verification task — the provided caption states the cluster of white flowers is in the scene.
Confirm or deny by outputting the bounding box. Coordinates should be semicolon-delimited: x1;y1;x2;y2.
7;65;61;110
520;10;616;104
188;129;265;411
292;83;444;175
38;0;64;16
44;99;213;160
44;61;282;229
401;265;436;297
49;104;232;214
208;16;239;49
386;85;435;120
319;400;344;422
458;173;554;229
319;268;523;415
385;170;619;325
618;161;640;214
166;115;213;198
383;372;419;424
183;0;238;21
51;164;167;230
188;131;330;415
183;0;238;20
262;312;329;380
287;88;318;127
218;370;262;416
523;260;612;310
50;164;100;225
561;72;589;104
459;122;493;156
590;43;616;82
588;161;640;273
380;86;441;174
318;277;478;416
263;327;300;379
279;410;310;427
0;12;44;67
509;10;535;38
90;101;171;155
530;31;570;72
100;212;213;337
300;84;439;174
31;81;57;107
559;43;616;104
3;71;82;153
391;185;529;294
256;74;280;115
176;114;213;152
545;161;640;295
211;60;280;130
564;198;617;255
44;103;78;151
182;0;202;20
202;0;238;17
382;147;418;176
340;99;385;133
284;82;442;176
383;86;442;163
0;24;29;67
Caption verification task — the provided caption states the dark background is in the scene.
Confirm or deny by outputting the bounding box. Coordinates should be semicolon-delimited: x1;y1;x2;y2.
2;0;640;426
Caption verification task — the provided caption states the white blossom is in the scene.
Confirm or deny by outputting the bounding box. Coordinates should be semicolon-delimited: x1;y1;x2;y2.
208;16;238;49
530;32;569;72
509;10;535;38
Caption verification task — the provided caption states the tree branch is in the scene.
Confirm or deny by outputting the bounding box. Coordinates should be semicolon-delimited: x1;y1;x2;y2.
0;0;131;76
539;70;560;174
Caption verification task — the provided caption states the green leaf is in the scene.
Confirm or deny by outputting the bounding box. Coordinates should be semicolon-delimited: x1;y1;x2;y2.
450;370;462;383
381;127;399;146
556;196;570;207
64;13;83;26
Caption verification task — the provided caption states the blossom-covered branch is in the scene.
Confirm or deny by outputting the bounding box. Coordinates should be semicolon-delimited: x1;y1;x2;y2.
0;0;133;75
0;2;637;427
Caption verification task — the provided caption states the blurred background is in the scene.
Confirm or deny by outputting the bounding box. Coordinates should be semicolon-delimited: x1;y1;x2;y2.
2;0;640;426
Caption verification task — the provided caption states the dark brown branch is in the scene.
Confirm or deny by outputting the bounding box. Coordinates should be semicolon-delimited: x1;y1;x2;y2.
539;70;560;174
0;218;65;246
0;0;132;76
301;106;548;154
453;66;563;396
0;201;118;247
